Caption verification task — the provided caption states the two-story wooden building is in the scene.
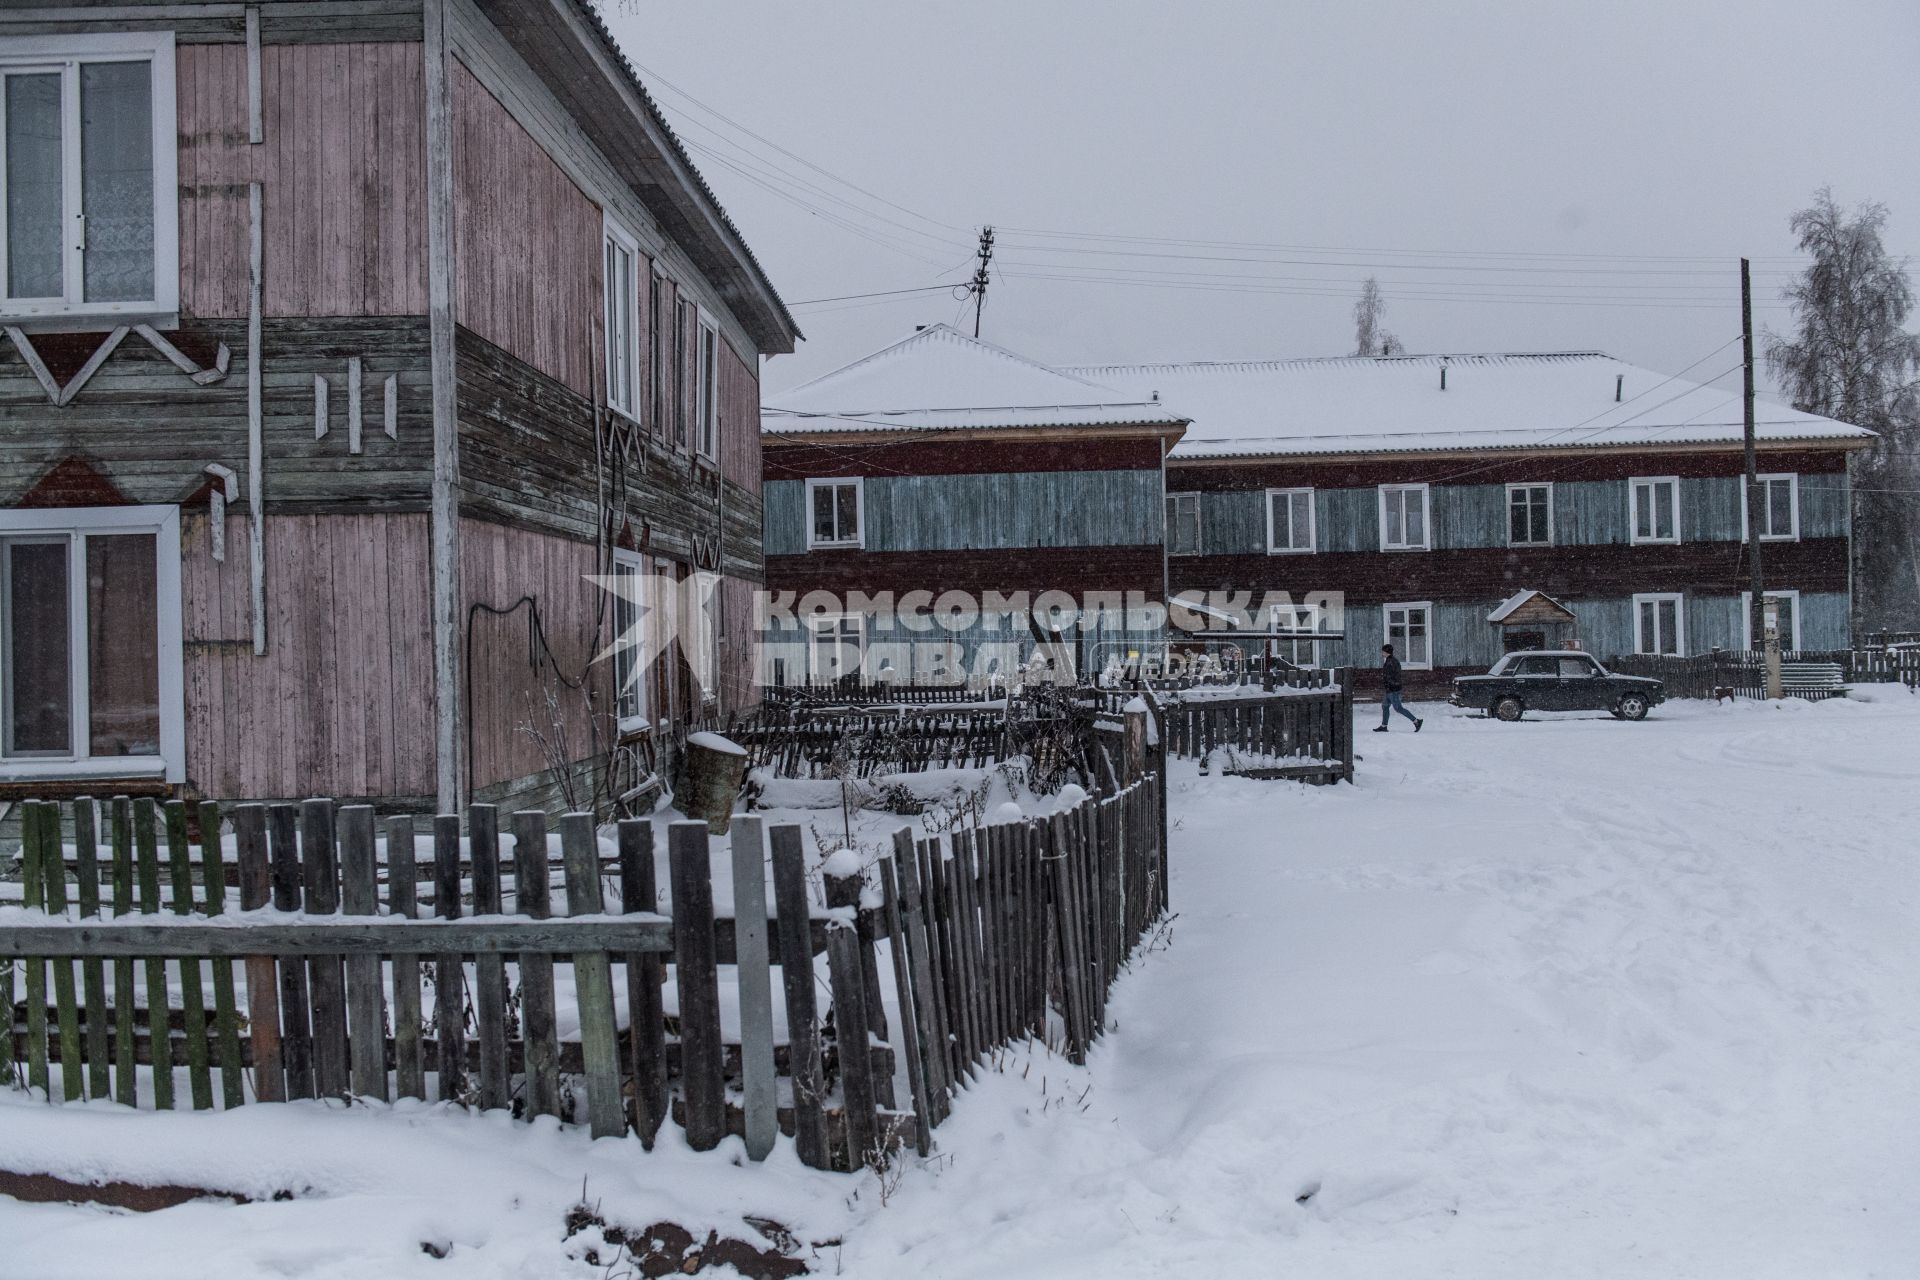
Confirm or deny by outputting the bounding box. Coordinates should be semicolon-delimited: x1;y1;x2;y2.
761;325;1186;684
0;0;797;813
1074;352;1874;693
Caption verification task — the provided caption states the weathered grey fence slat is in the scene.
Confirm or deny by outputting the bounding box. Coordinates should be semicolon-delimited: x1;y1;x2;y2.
892;831;950;1122
110;798;136;1106
134;799;174;1109
467;804;509;1111
824;863;878;1170
0;918;675;959
879;851;933;1157
617;818;666;1146
948;831;986;1076
233;805;286;1103
1048;810;1090;1062
163;801;213;1110
770;823;829;1169
72;800;110;1101
301;799;348;1100
824;861;894;1111
21;804;51;1097
339;807;388;1102
915;837;957;1094
560;813;624;1139
199;801;246;1110
432;815;467;1103
269;803;314;1100
39;804;83;1103
670;820;724;1152
385;815;425;1101
513;810;560;1121
729;816;777;1161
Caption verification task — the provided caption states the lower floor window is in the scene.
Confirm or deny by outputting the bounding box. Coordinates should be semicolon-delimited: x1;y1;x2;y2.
1742;589;1800;651
0;506;180;777
610;552;648;730
807;614;864;683
1633;592;1685;656
1384;602;1432;669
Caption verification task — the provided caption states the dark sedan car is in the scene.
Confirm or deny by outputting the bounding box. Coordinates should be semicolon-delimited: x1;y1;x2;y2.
1450;651;1665;721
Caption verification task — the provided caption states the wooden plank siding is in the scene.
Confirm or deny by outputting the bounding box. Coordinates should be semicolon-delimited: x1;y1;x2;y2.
0;0;424;46
182;513;435;802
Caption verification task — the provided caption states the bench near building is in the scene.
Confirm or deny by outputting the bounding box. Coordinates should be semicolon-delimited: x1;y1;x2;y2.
1076;352;1874;694
0;0;797;812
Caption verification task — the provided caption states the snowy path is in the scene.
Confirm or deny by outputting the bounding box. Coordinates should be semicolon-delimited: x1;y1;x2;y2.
5;695;1918;1277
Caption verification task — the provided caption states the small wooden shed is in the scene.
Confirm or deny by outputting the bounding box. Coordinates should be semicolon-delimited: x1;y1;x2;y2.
1487;590;1578;653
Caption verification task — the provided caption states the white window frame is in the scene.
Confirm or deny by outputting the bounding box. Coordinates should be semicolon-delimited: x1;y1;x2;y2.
694;310;720;461
805;476;864;550
1378;483;1430;552
1505;482;1554;548
601;216;640;419
1;31;179;326
0;504;183;781
1631;591;1686;656
1265;487;1316;555
1383;600;1433;670
1165;491;1201;557
689;569;720;701
1741;589;1802;650
609;548;649;733
805;612;865;684
1629;476;1681;545
1741;472;1800;542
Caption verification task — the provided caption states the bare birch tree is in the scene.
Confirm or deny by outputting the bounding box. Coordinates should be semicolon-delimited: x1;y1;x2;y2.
1352;278;1404;357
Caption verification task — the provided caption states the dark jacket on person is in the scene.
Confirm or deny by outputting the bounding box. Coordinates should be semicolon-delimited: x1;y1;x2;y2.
1381;655;1404;693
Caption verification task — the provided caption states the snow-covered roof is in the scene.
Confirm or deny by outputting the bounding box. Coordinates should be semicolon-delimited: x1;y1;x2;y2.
1061;352;1874;460
762;325;1188;436
1487;589;1575;623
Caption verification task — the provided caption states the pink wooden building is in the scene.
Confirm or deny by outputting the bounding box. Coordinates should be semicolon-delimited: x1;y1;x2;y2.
0;0;797;814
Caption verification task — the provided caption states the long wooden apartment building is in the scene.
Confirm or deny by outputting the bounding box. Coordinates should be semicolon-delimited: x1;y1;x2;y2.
0;0;797;812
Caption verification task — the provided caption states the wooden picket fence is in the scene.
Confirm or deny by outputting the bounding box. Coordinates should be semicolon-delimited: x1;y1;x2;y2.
4;773;1168;1170
1609;647;1920;699
728;708;1012;779
1155;682;1355;784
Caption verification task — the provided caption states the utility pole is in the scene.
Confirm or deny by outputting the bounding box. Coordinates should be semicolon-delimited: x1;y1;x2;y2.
969;226;995;337
1740;257;1782;698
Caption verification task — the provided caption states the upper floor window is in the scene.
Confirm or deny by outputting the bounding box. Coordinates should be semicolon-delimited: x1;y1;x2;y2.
1507;483;1552;547
807;477;863;549
1165;492;1201;556
602;219;639;417
2;33;177;324
694;313;719;460
1748;473;1799;541
649;269;669;437
1266;488;1315;554
673;297;691;449
1378;483;1429;551
1630;476;1680;544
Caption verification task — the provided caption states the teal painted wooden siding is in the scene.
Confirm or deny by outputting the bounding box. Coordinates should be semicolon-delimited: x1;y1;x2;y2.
764;470;1164;556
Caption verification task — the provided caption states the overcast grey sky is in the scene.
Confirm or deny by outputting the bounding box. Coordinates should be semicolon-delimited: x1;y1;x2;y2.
602;0;1919;399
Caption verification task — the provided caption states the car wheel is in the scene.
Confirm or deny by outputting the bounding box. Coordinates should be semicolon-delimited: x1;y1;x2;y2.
1616;693;1649;721
1492;696;1525;722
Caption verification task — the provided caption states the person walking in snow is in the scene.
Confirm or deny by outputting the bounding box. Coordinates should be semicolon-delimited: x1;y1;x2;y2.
1375;643;1422;733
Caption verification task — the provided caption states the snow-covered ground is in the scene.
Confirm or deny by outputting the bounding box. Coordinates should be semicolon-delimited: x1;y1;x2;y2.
6;693;1919;1277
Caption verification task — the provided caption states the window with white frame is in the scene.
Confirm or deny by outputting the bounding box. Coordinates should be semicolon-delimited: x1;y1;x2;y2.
694;313;720;459
1266;603;1319;667
1632;592;1685;656
690;570;720;700
1507;482;1552;547
1379;484;1429;551
806;613;864;684
602;220;639;417
1747;473;1799;541
807;477;863;549
1266;488;1315;554
1630;476;1680;544
3;32;178;322
673;297;691;448
1165;492;1201;556
648;270;668;436
1383;602;1432;669
1;505;182;779
1742;589;1800;650
609;550;648;730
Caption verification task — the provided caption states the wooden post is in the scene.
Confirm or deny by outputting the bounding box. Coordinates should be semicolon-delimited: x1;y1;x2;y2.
669;820;724;1151
338;807;388;1101
301;799;349;1100
233;804;285;1102
467;804;509;1111
134;799;173;1108
269;803;314;1099
879;853;933;1156
386;815;425;1101
892;828;949;1122
20;804;52;1097
825;861;879;1169
432;814;467;1102
769;823;828;1168
71;799;109;1101
617;818;666;1146
110;797;136;1105
161;801;213;1110
730;816;778;1160
513;810;560;1120
560;813;625;1139
199;801;246;1109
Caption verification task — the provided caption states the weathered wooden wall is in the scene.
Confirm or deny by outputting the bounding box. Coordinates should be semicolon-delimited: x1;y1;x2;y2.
0;0;424;45
181;511;435;801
